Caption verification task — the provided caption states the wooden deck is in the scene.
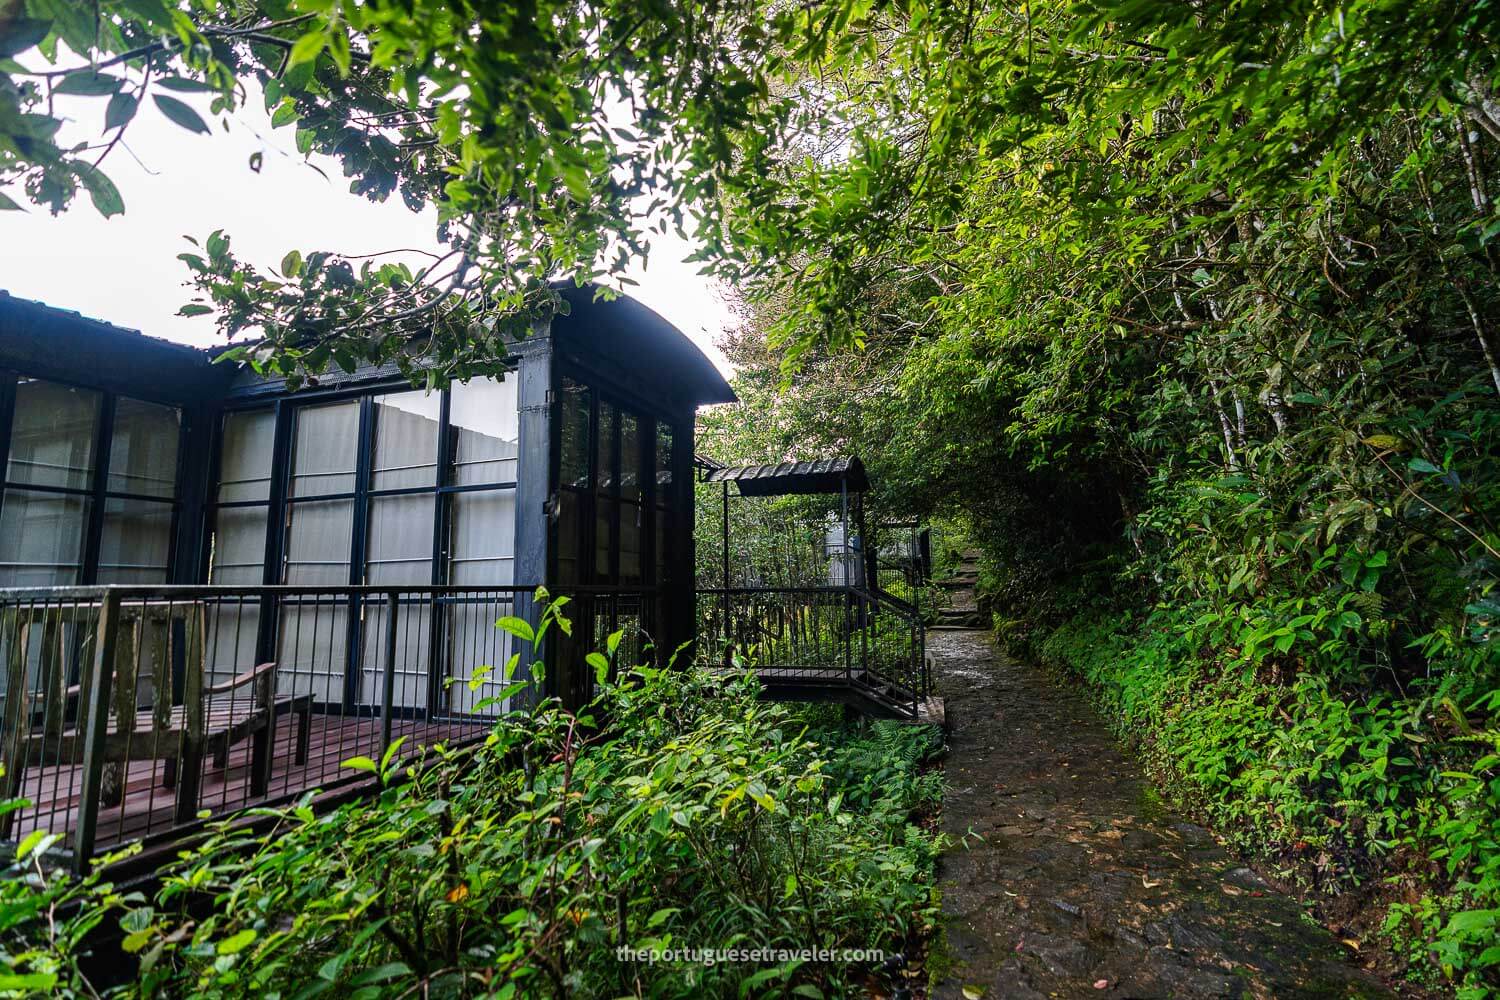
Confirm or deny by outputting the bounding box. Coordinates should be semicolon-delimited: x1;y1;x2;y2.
6;710;491;854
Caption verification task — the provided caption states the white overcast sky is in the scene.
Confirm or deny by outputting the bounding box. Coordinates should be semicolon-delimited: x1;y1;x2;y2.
0;74;734;374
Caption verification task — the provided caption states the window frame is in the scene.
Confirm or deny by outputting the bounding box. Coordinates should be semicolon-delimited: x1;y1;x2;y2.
0;371;186;587
205;374;523;712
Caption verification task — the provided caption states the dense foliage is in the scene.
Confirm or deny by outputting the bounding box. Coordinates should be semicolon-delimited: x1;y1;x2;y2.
5;0;1500;992
0;616;942;997
698;1;1500;994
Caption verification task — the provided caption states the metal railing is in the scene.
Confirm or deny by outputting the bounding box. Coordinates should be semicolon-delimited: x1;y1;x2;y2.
0;583;653;871
694;585;927;718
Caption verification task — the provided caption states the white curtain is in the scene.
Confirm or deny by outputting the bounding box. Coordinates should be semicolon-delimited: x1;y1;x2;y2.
108;398;179;497
0;490;87;585
6;379;99;490
97;498;172;583
290;401;358;497
449;377;519;486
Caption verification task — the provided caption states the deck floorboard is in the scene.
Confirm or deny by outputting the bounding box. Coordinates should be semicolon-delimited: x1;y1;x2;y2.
8;712;488;852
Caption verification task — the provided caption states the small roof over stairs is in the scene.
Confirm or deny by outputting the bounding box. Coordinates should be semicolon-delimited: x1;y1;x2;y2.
702;456;868;496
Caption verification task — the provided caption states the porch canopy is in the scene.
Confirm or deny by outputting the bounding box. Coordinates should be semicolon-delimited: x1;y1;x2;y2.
702;456;868;497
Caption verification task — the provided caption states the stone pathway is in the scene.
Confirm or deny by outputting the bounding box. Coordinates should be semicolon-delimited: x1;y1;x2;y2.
929;629;1390;1000
935;550;984;628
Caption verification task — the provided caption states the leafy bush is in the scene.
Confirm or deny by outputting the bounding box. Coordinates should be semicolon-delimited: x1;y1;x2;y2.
1;614;941;999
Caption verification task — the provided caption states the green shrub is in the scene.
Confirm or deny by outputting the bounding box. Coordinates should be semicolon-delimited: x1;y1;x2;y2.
2;611;940;999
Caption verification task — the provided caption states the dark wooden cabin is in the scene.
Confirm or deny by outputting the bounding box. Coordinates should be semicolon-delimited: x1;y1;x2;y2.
0;287;731;872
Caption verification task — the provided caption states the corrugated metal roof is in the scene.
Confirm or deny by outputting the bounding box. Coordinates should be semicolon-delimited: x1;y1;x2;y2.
703;456;868;496
0;289;211;357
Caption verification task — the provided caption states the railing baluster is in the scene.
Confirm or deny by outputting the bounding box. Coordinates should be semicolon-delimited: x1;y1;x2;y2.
73;590;119;874
380;591;398;752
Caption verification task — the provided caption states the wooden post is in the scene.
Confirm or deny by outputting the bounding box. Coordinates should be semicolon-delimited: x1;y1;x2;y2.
73;591;120;874
0;609;27;840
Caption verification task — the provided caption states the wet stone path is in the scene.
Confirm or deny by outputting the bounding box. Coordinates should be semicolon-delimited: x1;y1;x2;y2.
929;629;1389;1000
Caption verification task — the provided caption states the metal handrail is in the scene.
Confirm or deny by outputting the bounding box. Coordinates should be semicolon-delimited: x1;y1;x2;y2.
0;582;655;871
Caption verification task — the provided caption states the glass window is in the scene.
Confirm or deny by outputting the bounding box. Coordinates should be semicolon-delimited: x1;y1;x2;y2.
448;376;519;486
209;506;268;584
0;489;89;585
98;497;173;583
372;390;440;491
108;398;180;497
656;421;674;496
655;506;671;585
367;494;435;583
291;401;358;497
218;409;276;503
559;379;591;488
555;490;582;584
6;380;100;490
594;495;616;578
210;408;275;586
620;501;643;585
448;490;515;584
596;400;617;493
620;412;642;503
284;498;353;585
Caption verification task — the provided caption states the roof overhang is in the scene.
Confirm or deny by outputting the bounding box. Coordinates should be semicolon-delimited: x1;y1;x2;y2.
549;284;735;409
704;456;868;496
0;291;230;404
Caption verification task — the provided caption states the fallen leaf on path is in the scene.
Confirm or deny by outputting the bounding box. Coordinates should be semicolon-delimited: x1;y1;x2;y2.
962;985;985;999
1093;979;1110;990
1341;938;1360;951
1141;873;1161;888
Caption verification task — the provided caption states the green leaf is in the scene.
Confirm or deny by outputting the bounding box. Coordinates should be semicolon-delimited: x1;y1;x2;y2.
15;828;51;859
105;91;139;130
288;31;327;70
494;615;535;643
587;651;610;685
72;162;124;217
54;71;124;96
177;304;213;317
121;928;155;953
349;963;411;986
380;736;407;774
155;75;214;93
0;973;59;991
0;18;51;58
1407;458;1441;475
153;94;211;135
341;755;379;774
327;29;352;76
281;249;303;280
1444;909;1499;935
216;929;257;955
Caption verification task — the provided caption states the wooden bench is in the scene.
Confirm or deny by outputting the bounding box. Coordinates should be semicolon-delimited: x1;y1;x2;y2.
1;603;313;834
